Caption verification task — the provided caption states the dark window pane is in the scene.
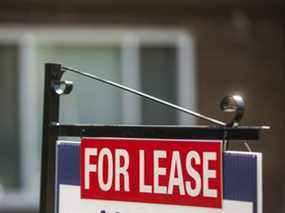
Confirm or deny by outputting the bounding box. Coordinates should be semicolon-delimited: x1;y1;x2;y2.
140;46;178;125
0;44;20;189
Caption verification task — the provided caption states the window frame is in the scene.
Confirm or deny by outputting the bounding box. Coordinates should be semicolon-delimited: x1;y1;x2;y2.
0;27;196;210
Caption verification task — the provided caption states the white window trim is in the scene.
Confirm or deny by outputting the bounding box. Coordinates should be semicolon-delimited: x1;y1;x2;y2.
0;26;196;210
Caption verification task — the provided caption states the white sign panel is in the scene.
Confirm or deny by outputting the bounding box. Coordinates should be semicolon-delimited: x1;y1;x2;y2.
56;139;262;213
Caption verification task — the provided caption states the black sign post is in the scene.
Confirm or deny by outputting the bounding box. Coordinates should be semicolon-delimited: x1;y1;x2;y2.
39;63;269;213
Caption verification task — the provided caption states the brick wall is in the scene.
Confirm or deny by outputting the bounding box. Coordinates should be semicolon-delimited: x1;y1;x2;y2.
194;17;285;213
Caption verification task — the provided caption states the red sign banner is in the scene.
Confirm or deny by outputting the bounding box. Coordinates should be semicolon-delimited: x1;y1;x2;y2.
80;138;222;208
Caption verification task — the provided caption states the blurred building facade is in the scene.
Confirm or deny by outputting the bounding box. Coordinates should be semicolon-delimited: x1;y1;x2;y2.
0;0;284;213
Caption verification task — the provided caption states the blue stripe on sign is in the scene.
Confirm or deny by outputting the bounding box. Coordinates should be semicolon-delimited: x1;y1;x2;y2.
57;142;80;186
223;152;257;213
56;141;258;213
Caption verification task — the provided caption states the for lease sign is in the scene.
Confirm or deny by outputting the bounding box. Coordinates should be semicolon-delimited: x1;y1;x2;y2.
80;138;222;209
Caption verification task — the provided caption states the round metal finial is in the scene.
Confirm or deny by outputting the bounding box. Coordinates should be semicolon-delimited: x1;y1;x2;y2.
52;80;73;95
220;95;245;127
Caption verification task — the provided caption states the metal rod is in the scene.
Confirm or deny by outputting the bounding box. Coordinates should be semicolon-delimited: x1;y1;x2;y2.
62;66;226;126
51;123;262;140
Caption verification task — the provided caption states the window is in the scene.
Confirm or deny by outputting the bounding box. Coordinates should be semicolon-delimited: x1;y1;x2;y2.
0;44;20;190
140;46;178;124
0;27;196;209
